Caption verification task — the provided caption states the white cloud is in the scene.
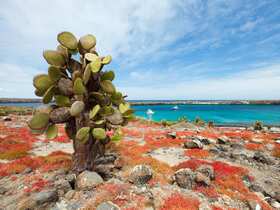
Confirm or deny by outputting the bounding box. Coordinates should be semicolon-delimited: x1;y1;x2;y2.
0;0;191;63
0;0;279;99
121;64;280;100
240;18;262;32
0;63;39;98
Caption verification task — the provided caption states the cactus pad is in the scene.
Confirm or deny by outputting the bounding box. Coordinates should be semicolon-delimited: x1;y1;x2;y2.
92;128;106;140
46;124;58;139
76;127;90;143
89;92;105;102
48;66;62;82
100;80;116;94
55;95;71;107
89;104;100;119
83;65;91;84
89;58;102;73
111;129;122;142
70;101;85;116
35;88;46;97
73;78;86;95
111;92;123;105
28;112;49;130
43;50;66;67
101;71;115;81
102;55;112;65
79;34;96;50
42;86;55;104
57;45;69;59
33;74;53;92
85;53;98;62
58;78;73;96
49;107;71;123
119;103;130;114
57;31;78;50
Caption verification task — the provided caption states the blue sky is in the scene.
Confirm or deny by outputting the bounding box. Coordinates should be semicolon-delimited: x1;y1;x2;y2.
0;0;280;99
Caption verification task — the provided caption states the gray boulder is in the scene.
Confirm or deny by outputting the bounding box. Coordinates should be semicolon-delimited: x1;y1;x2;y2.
17;190;58;209
129;165;153;185
196;165;215;180
195;172;210;186
184;140;203;149
174;168;195;189
253;151;274;165
76;170;104;190
217;136;229;144
96;201;120;210
167;132;177;139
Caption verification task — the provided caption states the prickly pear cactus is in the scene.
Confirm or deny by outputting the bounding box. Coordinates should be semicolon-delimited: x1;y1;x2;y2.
29;32;134;173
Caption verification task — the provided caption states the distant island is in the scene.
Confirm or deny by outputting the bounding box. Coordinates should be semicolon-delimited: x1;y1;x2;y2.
0;98;280;105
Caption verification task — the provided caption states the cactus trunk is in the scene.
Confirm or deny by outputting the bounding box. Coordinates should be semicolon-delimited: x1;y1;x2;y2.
72;113;92;172
73;135;95;173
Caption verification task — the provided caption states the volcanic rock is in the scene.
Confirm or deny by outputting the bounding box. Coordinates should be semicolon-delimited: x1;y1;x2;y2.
76;171;104;190
184;140;203;149
174;168;195;189
96;201;120;210
129;165;153;185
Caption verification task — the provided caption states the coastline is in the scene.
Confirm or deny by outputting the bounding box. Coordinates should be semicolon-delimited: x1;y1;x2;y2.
1;98;280;105
1;100;280;127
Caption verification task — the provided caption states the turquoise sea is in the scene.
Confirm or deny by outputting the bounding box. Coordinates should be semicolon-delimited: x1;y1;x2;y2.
1;102;280;126
134;104;280;126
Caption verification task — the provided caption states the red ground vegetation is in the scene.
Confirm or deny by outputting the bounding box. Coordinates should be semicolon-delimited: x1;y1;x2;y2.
24;175;50;193
185;149;210;159
173;159;210;171
85;182;148;209
223;130;253;140
115;140;173;184
194;185;219;199
245;143;264;151
175;131;196;138
272;143;280;158
145;136;185;148
0;151;72;177
199;130;220;139
122;128;143;138
160;193;200;210
173;158;273;209
0;126;37;160
211;205;224;210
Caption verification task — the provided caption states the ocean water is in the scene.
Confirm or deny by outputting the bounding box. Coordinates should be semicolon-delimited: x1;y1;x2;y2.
1;102;280;125
134;104;280;126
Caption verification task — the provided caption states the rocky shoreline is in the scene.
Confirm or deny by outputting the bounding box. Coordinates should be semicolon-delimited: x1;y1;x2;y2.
1;106;280;128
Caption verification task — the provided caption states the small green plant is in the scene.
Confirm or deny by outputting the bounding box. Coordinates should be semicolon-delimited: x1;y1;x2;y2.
208;121;214;128
0;106;33;116
178;116;188;122
194;117;205;127
28;32;134;173
161;120;175;127
254;121;263;131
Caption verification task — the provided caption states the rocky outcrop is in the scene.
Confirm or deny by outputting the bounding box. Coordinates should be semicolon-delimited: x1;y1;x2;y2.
129;165;153;185
76;171;104;190
174;168;195;189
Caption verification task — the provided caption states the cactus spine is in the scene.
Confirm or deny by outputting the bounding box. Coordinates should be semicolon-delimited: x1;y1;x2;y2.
29;32;134;173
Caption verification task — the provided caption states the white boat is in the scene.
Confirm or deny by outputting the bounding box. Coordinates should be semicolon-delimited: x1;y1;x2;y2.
146;109;154;115
172;105;179;110
146;109;154;120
